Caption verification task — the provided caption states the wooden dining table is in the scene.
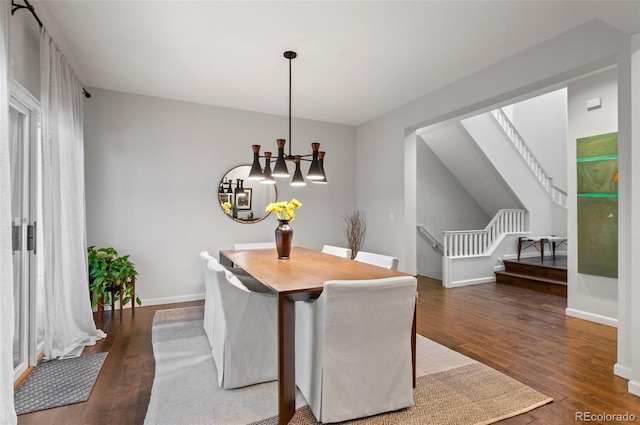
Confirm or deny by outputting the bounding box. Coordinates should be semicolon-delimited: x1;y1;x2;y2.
219;247;416;425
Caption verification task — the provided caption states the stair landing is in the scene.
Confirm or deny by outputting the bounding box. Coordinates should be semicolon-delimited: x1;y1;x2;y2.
495;256;567;297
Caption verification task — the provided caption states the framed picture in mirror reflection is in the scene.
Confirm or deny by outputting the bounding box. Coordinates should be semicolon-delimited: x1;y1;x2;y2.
235;188;252;210
219;193;233;205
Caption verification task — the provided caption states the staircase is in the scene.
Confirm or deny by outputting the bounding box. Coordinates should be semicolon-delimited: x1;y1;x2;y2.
490;108;567;208
495;258;567;297
442;209;528;288
432;106;568;289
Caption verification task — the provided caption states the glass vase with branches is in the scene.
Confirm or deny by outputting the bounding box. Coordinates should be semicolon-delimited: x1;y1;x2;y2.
344;210;366;259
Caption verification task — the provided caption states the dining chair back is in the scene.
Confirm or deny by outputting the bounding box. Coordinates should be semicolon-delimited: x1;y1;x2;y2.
200;251;216;345
354;250;399;270
295;276;417;423
321;245;352;259
233;242;276;250
206;258;278;389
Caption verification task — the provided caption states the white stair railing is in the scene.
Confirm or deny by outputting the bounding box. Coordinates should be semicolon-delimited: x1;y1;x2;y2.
490;108;567;208
417;224;445;254
443;209;527;257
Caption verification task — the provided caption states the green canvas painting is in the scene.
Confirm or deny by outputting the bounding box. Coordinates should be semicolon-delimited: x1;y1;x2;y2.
577;159;618;194
576;132;618;278
576;132;618;158
577;197;618;278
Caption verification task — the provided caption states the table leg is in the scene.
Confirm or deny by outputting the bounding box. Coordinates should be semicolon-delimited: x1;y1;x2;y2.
518;237;524;261
278;294;296;425
540;239;545;263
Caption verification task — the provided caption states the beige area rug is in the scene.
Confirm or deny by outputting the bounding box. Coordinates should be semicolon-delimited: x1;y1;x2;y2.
145;306;552;425
254;364;551;425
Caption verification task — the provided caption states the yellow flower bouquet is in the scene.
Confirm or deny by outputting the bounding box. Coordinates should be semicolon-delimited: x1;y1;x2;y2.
265;198;302;221
220;201;232;215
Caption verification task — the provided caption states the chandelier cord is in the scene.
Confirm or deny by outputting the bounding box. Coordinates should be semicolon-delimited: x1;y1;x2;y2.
248;50;326;185
288;54;293;158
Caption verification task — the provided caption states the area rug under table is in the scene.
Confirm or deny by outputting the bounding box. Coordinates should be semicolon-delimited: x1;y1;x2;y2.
145;306;552;425
14;352;108;415
253;363;551;425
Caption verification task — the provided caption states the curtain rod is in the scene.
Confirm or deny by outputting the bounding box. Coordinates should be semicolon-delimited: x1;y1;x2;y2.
10;0;92;99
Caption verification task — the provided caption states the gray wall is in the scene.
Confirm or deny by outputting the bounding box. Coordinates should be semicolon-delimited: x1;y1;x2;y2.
84;89;356;304
416;136;490;278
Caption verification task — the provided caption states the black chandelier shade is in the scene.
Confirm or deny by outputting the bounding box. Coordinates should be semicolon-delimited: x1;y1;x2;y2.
248;142;327;185
247;51;327;185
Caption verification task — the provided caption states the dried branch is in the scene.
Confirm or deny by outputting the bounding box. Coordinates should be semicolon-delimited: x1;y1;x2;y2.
344;210;366;259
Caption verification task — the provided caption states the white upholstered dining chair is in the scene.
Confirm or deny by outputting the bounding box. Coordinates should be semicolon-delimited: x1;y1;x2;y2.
354;250;399;270
321;245;352;259
233;242;276;250
206;258;278;389
200;251;216;345
228;243;275;293
295;276;417;423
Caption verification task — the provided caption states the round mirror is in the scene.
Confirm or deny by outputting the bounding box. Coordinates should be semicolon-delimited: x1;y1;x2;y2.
218;165;277;223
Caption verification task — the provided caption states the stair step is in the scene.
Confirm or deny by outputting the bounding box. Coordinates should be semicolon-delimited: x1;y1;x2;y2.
496;270;566;285
503;260;567;281
495;270;567;297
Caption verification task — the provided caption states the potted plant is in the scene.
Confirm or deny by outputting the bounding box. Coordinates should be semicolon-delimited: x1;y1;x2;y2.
88;246;141;314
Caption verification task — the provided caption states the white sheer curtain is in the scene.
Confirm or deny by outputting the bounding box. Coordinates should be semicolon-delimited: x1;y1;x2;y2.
0;1;18;424
40;29;105;359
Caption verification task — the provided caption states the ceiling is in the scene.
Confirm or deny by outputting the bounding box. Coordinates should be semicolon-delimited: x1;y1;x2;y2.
31;1;640;126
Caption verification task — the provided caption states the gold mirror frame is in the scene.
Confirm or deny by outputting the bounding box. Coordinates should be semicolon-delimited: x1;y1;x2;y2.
218;164;277;224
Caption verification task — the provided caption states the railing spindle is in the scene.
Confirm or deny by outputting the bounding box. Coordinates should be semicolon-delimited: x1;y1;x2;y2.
490;108;567;208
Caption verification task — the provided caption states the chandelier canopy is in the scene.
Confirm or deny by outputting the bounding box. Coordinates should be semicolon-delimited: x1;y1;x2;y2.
247;51;327;186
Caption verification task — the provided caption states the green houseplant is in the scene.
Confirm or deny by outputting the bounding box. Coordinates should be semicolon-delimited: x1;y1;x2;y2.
88;246;141;308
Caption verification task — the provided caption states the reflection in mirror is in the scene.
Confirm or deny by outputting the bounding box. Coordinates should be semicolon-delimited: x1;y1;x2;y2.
218;165;277;223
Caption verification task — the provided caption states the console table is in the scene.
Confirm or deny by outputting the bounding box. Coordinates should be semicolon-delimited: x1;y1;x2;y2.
517;236;567;262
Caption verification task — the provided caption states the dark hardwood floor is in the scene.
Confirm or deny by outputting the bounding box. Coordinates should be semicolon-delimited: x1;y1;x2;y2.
17;278;640;424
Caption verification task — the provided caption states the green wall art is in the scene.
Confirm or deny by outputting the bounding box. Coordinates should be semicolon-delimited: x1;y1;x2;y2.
576;132;618;278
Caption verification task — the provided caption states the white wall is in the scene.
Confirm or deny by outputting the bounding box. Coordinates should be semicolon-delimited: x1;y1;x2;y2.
8;5;40;98
84;89;356;305
566;68;618;326
512;88;568;192
462;113;555;235
416;136;490;278
419;124;521;218
623;31;640;397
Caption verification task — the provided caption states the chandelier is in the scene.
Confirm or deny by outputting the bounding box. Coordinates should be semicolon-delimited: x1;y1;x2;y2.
247;51;327;186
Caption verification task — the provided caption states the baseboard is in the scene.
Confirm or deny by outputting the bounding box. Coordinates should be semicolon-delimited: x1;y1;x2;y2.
450;276;495;288
91;293;205;311
565;308;618;327
142;293;205;307
614;363;632;379
629;380;640;397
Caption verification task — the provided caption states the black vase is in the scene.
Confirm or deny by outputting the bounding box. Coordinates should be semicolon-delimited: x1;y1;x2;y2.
275;220;293;259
